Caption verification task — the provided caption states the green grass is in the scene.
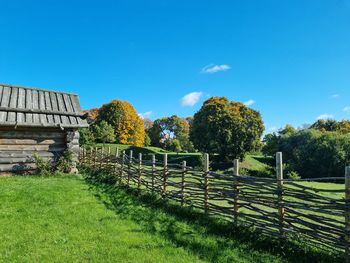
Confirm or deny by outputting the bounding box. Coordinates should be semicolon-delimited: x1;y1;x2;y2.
84;169;342;263
0;174;290;263
93;143;274;174
0;175;202;262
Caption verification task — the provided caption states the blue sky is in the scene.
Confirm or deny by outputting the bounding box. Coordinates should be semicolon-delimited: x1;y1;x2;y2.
0;0;349;133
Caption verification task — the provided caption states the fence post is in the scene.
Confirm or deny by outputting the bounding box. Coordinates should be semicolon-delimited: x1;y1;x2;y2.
107;147;111;170
82;148;86;164
99;147;104;170
151;154;156;193
93;147;98;170
203;153;209;214
138;153;142;191
276;152;285;238
128;150;133;186
89;148;93;167
181;160;187;206
114;148;119;175
345;166;350;263
233;159;240;225
119;150;125;184
162;154;168;198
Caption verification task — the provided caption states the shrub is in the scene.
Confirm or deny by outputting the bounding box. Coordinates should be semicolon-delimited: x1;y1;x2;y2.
33;153;52;176
287;171;301;180
56;150;76;173
280;129;350;178
79;128;95;146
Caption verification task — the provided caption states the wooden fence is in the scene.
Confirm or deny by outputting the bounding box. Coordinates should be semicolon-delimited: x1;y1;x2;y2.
79;147;350;261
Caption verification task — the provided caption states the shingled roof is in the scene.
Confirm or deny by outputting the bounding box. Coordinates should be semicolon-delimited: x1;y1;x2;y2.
0;84;88;128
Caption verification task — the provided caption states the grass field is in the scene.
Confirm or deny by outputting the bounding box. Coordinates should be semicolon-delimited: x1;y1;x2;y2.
93;143;273;175
0;174;288;263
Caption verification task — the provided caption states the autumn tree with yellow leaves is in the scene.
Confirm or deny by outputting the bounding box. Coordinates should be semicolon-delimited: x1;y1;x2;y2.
96;100;145;146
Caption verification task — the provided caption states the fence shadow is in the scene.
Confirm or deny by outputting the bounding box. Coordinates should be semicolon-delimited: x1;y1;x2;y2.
83;169;342;263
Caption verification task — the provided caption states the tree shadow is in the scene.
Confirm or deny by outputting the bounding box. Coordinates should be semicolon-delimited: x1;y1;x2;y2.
83;169;342;263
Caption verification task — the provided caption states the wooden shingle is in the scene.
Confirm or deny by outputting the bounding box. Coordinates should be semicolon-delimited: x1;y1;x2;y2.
0;84;88;128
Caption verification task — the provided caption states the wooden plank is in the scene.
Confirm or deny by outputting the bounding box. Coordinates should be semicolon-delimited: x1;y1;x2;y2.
62;93;76;125
0;86;3;108
44;91;54;123
0;145;65;151
25;89;33;123
0;130;65;139
63;93;73;112
8;87;18;122
0;151;56;158
0;138;65;145
0;86;11;107
32;89;39;123
0;156;53;164
0;163;37;172
0;86;11;122
56;93;69;124
38;91;48;124
70;94;81;112
17;88;25;123
50;92;61;123
0;85;5;122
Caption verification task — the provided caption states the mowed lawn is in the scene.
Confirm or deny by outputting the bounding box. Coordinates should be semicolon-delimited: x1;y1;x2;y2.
0;175;284;263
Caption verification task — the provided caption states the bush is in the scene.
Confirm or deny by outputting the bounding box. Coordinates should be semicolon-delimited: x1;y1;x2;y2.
280;129;350;178
33;154;53;176
287;171;301;180
79;128;95;146
56;150;76;173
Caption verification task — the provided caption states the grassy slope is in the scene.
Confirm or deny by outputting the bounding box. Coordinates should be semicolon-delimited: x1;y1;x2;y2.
0;176;201;263
94;143;272;173
0;175;284;263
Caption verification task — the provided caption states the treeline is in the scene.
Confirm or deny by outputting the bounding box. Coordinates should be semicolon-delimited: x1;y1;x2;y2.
80;96;264;160
263;119;350;178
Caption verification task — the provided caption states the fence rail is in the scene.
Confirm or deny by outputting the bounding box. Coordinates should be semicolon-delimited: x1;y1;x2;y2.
79;147;350;261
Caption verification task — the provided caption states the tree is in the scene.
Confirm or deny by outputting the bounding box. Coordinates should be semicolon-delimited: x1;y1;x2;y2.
96;100;145;146
92;121;116;144
82;107;99;124
79;128;95;146
148;115;194;152
310;119;350;134
262;124;296;156
190;96;264;159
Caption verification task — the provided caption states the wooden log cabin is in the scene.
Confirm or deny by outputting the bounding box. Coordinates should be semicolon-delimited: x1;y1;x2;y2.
0;84;88;173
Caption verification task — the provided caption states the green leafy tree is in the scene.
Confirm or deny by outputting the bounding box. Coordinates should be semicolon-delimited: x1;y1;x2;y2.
92;121;116;144
79;128;95;146
148;115;194;152
310;119;350;134
190;96;264;159
262;124;297;156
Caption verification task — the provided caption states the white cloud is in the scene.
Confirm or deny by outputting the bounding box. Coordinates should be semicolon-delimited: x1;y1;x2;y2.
316;114;334;120
244;99;255;106
201;64;231;74
180;92;203;107
138;111;153;119
344;106;350;112
331;94;340;99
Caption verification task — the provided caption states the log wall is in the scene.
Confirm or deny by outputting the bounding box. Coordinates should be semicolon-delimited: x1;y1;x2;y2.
0;127;67;172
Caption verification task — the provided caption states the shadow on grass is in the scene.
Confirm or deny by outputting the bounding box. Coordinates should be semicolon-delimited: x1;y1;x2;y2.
83;169;342;263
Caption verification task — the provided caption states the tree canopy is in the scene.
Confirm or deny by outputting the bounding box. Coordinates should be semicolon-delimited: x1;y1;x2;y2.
190;96;264;159
148;115;194;152
97;100;145;146
92;121;116;144
310;119;350;134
